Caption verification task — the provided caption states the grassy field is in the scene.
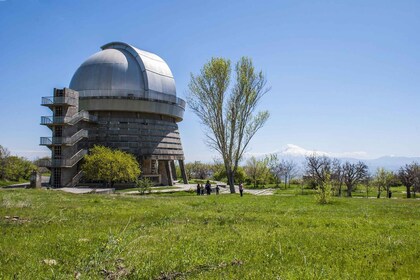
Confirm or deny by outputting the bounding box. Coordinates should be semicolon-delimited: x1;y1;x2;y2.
1;189;419;279
0;179;28;187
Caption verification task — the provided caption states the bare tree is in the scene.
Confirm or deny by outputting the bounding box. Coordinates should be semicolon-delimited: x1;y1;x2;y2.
331;158;344;196
398;162;420;198
268;155;299;188
185;161;212;180
281;160;298;188
305;154;332;203
267;154;282;187
188;57;270;193
305;154;331;186
342;161;369;197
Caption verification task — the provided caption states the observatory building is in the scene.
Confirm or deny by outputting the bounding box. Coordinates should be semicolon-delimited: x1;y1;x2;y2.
40;42;188;188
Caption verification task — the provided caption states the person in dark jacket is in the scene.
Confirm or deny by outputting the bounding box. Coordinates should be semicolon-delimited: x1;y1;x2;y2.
205;180;211;195
196;184;201;195
239;183;244;197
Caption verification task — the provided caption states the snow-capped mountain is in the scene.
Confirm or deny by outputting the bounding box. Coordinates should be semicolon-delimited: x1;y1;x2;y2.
247;144;420;172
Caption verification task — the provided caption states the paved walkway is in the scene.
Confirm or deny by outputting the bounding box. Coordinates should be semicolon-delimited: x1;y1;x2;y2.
122;182;275;196
55;188;114;194
12;180;275;196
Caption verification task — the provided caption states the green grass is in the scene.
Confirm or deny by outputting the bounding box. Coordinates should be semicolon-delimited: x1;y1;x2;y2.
0;179;28;187
1;189;419;279
115;186;179;193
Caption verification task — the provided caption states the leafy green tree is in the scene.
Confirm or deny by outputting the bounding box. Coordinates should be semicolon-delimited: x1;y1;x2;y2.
4;156;36;181
212;163;246;184
374;168;395;198
82;145;140;188
0;145;11;180
244;156;269;188
188;57;270;193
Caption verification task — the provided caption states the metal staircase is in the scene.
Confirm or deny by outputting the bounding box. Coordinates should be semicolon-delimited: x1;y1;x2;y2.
40;88;95;188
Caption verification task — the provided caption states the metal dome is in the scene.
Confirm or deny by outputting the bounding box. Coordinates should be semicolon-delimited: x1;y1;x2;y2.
69;42;177;97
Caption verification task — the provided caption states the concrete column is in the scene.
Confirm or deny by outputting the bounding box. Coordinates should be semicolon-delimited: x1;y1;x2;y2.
178;160;188;184
165;161;174;186
170;160;177;181
29;171;42;189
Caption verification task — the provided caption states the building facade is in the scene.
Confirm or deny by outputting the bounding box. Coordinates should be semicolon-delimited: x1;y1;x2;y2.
41;42;188;187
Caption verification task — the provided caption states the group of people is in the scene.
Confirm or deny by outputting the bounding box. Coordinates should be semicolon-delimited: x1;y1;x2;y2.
196;181;244;196
196;180;219;195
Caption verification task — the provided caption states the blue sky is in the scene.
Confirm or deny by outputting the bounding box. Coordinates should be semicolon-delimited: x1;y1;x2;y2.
0;0;419;161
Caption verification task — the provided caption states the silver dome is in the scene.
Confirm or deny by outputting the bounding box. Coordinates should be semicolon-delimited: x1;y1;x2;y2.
69;42;177;97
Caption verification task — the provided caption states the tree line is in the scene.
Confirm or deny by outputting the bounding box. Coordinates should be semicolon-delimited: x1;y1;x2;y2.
182;154;420;200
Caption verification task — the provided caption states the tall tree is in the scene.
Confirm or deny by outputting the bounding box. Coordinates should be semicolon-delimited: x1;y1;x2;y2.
305;154;332;203
281;159;298;188
305;154;331;186
331;158;344;196
188;57;270;193
267;154;282;187
398;162;420;198
82;145;141;188
342;161;369;197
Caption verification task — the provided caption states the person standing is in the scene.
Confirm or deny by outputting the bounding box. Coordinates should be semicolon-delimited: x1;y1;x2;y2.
200;184;205;195
205;180;211;195
196;184;201;195
239;183;244;197
216;185;220;195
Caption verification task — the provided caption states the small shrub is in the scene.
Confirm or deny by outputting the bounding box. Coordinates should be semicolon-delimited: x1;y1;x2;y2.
315;176;332;204
290;178;301;185
136;178;153;195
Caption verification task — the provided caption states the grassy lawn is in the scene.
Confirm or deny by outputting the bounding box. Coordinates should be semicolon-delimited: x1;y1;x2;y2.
1;189;419;279
0;179;28;187
115;186;182;194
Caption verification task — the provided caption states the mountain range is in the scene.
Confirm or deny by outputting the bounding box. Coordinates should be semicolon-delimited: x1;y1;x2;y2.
253;144;420;172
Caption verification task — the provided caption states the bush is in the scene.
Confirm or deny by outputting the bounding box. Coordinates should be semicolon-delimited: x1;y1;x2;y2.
136;178;153;195
213;166;246;184
4;156;36;181
315;176;332;204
